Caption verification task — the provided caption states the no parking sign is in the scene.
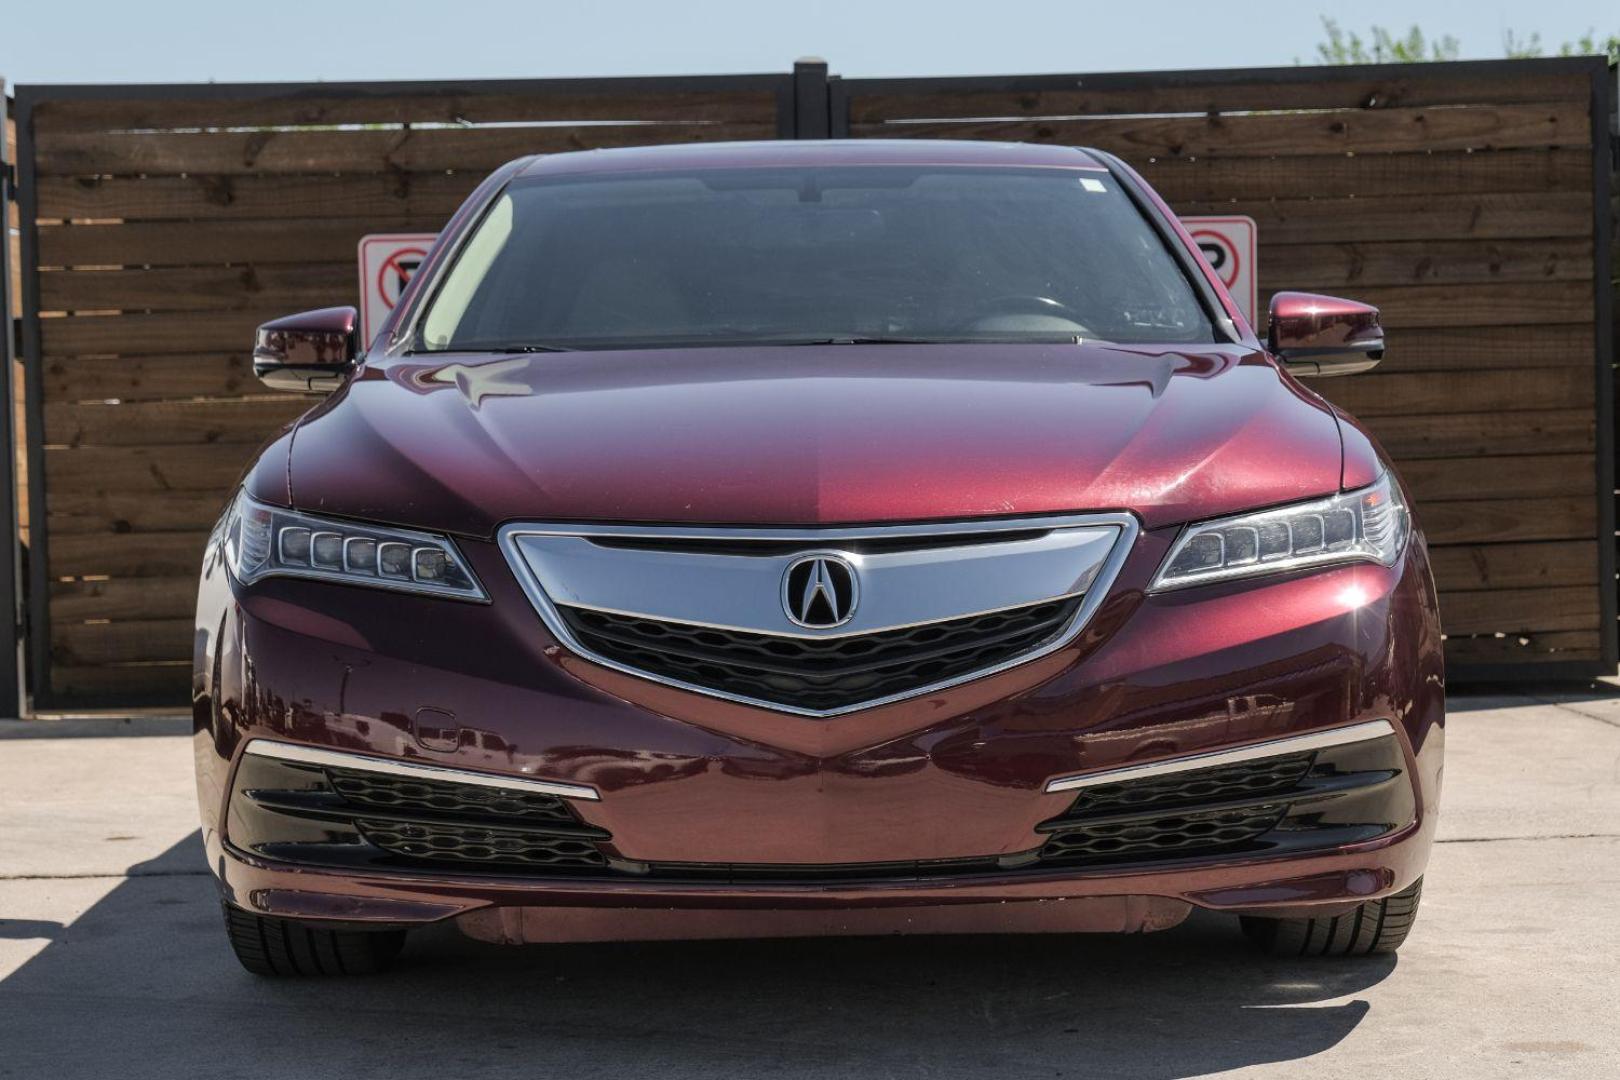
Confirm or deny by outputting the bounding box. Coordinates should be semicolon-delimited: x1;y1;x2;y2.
358;233;438;344
1182;216;1257;327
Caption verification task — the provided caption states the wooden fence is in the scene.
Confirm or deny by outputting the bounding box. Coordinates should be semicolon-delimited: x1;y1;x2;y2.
835;59;1618;680
7;58;1617;707
13;74;801;705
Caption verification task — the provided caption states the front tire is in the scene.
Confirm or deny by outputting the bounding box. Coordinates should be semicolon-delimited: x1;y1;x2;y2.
1240;877;1423;957
223;903;406;976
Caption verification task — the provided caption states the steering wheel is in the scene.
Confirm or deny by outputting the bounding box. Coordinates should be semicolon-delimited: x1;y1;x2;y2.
955;295;1091;334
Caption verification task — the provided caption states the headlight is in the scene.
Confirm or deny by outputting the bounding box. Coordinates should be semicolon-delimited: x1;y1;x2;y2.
219;491;487;601
1149;471;1409;592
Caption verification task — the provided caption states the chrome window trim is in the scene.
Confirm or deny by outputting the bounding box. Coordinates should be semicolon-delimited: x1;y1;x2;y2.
497;513;1140;718
1043;718;1398;794
241;738;601;802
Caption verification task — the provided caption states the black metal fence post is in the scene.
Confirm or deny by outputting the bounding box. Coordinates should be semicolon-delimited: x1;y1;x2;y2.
0;81;24;717
792;58;830;139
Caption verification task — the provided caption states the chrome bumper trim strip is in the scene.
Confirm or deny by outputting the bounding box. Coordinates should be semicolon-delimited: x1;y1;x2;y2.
242;739;601;802
1044;719;1398;794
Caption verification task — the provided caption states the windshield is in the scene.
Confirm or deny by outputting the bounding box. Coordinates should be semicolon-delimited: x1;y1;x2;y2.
414;165;1215;352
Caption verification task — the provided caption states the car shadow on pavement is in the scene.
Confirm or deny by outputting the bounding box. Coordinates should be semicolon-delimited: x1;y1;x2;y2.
1;833;1396;1080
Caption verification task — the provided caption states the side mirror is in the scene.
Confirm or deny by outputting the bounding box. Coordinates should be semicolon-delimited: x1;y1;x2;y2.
253;306;361;393
1267;292;1384;377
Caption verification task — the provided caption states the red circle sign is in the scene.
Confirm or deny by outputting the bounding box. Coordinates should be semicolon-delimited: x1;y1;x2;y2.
376;247;429;310
1189;229;1241;290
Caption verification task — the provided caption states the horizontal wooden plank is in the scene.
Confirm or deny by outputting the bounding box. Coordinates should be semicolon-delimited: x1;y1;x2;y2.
42;309;300;357
44;355;261;402
51;617;198;665
1177;192;1592;244
44;398;309;447
37;217;434;268
1418;496;1596;545
32;120;775;177
50;577;199;621
845;70;1592;122
1364;409;1595;459
48;491;229;535
34;193;1595;272
37;281;1596;348
1257;238;1592;290
1144;148;1592;203
1294;282;1595;329
1321;367;1594;417
47;530;208;578
33;87;780;134
1428;541;1596;591
1400;454;1593;503
1443;630;1603;665
37;171;479;223
852;102;1592;157
49;663;191;702
1365;325;1594;371
40;263;359;313
1437;586;1600;635
45;445;253;496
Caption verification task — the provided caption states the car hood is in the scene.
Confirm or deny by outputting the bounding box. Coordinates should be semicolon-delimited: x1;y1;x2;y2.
286;343;1345;536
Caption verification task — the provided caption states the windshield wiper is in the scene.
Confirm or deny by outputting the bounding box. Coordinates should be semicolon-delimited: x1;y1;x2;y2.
406;342;575;355
791;334;1083;346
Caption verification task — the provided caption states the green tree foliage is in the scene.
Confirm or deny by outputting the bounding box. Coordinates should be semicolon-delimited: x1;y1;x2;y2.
1314;18;1619;64
1315;19;1458;63
1503;28;1620;63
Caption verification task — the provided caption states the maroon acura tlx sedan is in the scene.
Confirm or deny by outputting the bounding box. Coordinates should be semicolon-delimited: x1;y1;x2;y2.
195;140;1441;976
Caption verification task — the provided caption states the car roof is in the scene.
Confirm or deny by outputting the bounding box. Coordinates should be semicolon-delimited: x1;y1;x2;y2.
513;139;1108;179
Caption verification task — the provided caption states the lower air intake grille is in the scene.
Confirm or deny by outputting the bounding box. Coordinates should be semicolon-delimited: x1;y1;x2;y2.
1039;805;1287;865
1065;752;1315;817
326;767;578;824
556;597;1082;712
355;819;608;870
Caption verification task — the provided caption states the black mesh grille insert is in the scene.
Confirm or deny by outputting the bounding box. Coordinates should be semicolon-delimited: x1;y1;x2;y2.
1063;752;1315;818
557;597;1082;712
1039;805;1287;865
356;819;608;869
325;767;578;824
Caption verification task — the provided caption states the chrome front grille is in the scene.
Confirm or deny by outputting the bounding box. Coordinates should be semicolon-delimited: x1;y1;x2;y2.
557;598;1081;713
500;515;1136;715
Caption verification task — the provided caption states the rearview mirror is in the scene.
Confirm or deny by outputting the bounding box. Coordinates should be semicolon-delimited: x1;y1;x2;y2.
1267;292;1384;378
253;306;361;393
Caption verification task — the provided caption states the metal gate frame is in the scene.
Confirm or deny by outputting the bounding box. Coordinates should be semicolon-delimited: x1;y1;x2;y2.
0;82;23;718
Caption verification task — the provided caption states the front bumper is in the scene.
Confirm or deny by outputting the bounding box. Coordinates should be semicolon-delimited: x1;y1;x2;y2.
193;524;1444;941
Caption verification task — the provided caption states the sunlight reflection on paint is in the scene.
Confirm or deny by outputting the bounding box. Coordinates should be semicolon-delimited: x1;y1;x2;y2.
1337;584;1371;610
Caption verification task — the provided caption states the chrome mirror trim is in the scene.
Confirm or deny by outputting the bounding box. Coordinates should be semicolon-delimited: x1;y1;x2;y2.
1044;718;1398;794
1280;343;1385;378
241;738;601;802
498;513;1141;718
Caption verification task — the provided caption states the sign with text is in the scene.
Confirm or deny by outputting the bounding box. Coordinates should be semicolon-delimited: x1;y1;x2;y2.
1181;216;1258;327
358;233;437;344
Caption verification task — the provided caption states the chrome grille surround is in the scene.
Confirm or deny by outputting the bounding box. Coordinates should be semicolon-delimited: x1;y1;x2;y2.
498;514;1138;717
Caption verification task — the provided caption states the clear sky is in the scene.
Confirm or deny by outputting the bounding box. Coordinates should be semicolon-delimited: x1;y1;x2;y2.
1;0;1614;85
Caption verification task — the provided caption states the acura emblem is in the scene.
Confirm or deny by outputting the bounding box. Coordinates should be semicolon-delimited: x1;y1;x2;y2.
782;553;860;629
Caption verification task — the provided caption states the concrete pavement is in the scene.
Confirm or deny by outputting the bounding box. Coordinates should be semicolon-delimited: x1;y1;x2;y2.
2;695;1618;1079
